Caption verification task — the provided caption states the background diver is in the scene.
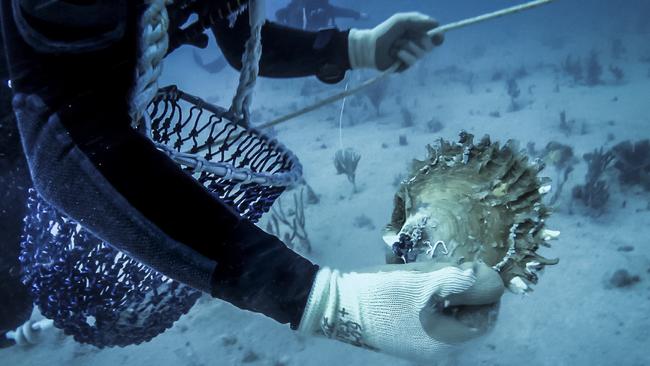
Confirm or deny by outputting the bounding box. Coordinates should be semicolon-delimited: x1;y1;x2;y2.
275;0;368;31
195;0;368;75
0;32;32;348
0;0;504;361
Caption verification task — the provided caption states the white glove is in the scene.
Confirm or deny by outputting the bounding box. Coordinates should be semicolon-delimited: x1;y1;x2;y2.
299;261;503;363
5;319;54;347
348;12;444;72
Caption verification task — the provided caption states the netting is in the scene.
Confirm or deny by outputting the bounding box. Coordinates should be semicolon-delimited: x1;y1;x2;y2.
21;190;202;347
149;86;302;220
20;86;302;347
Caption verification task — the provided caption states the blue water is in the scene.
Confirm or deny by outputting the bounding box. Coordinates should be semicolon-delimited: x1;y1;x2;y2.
2;1;649;365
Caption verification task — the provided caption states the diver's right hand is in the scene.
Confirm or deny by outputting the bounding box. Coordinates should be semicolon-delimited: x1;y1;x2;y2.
348;12;445;72
298;261;503;363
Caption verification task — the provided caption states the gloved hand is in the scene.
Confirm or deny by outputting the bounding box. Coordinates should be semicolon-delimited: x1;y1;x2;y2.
348;12;444;72
299;261;503;363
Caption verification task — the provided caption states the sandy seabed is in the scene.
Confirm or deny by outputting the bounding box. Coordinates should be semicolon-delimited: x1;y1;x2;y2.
3;24;649;366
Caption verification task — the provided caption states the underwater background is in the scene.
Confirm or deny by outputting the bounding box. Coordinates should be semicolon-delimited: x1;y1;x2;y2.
2;0;650;365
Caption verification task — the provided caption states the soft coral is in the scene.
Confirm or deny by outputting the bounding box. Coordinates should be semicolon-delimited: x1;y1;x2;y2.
612;140;650;190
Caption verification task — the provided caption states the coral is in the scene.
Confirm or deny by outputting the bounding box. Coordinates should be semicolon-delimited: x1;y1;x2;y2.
527;84;536;95
399;135;408;146
611;139;650;190
433;65;475;86
463;72;476;94
491;69;505;81
353;215;376;230
506;77;522;112
266;188;312;254
401;107;415;127
364;76;390;116
392;173;405;188
608;64;624;82
544;141;575;169
607;269;640;289
513;66;529;79
585;50;603;86
561;55;583;83
426;118;444;133
542;141;577;205
334;148;361;192
242;350;261;363
558;110;576;137
298;178;320;204
572;147;614;215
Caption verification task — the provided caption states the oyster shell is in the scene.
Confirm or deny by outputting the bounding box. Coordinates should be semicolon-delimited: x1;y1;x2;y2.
384;132;559;293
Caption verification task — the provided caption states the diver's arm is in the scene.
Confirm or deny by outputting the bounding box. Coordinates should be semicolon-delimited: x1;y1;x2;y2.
209;9;350;84
2;0;317;328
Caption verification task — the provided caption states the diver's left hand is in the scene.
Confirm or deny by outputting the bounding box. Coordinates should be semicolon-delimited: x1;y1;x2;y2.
348;12;445;72
299;261;503;363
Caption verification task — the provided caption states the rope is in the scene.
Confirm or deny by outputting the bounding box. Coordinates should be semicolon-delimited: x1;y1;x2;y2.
256;0;555;131
230;0;266;127
257;67;397;132
134;0;553;177
338;82;349;150
131;0;296;184
426;0;554;38
156;143;301;186
130;0;173;133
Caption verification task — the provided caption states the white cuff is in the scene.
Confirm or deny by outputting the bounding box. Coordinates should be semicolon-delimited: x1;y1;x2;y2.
348;28;376;69
298;267;333;334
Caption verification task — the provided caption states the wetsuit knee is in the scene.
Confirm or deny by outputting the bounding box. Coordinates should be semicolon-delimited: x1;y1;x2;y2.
13;0;127;53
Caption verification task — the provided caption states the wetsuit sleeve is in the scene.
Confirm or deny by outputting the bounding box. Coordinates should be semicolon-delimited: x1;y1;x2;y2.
0;38;33;346
1;1;317;328
209;9;350;84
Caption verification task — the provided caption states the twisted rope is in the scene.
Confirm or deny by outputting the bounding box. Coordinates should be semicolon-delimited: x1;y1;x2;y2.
229;0;266;127
130;0;173;133
156;142;301;186
132;0;297;187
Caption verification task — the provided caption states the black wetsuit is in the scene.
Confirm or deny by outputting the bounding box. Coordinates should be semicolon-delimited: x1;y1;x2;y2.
0;34;33;348
0;0;350;330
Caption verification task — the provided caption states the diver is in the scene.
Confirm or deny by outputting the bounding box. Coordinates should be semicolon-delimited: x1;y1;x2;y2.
0;0;503;362
0;35;33;348
304;0;368;30
196;0;366;75
275;0;305;29
276;0;368;31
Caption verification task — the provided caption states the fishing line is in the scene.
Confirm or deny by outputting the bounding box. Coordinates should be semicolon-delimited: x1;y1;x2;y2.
338;82;349;150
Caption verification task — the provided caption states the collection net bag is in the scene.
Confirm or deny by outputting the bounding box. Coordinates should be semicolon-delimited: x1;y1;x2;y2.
20;86;302;347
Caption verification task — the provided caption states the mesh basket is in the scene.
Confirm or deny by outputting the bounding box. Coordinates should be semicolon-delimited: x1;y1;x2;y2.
20;86;302;347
